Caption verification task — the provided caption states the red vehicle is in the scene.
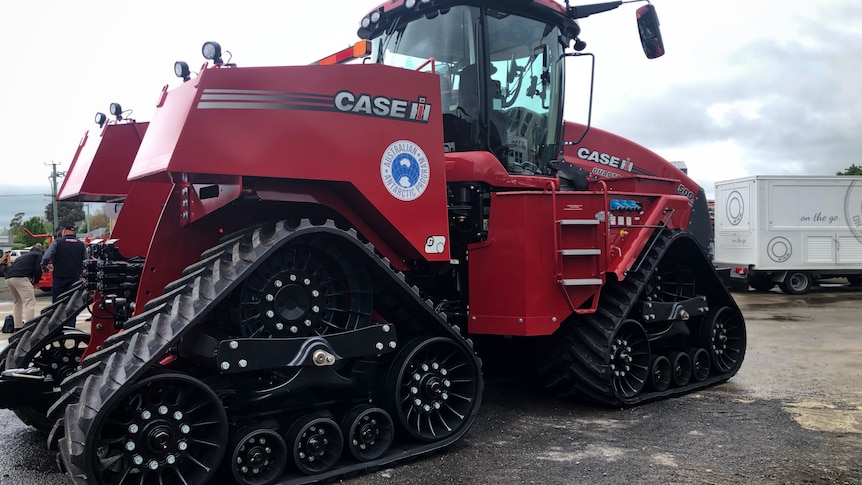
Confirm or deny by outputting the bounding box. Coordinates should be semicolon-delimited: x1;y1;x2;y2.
3;2;745;484
0;109;149;431
22;228;53;292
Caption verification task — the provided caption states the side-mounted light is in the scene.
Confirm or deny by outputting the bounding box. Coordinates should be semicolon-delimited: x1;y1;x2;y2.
94;112;107;128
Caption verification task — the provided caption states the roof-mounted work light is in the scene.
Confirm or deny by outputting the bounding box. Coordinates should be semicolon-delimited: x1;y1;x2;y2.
109;103;123;121
95;112;107;128
202;41;223;64
174;61;191;81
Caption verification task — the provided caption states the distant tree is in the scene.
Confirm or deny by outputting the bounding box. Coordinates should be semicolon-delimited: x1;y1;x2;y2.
9;212;24;229
88;209;110;232
44;201;85;231
836;164;862;175
8;212;25;243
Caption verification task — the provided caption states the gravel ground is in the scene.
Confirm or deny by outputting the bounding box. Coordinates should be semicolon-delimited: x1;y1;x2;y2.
0;281;860;485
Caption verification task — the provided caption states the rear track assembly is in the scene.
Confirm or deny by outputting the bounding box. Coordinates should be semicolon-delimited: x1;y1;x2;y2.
540;229;746;405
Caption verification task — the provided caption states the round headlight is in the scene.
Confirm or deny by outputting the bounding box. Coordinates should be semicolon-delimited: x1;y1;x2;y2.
202;41;222;61
361;16;371;29
370;11;381;23
109;103;122;116
405;0;417;7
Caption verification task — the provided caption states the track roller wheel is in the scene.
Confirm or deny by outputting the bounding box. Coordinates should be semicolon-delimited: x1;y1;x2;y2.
85;373;228;485
609;320;650;399
669;351;692;387
388;336;480;442
228;426;288;485
13;329;89;432
700;306;746;373
648;356;672;392
687;348;711;382
341;405;394;462
287;415;343;475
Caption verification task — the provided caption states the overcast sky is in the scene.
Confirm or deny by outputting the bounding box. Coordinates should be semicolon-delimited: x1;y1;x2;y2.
0;0;860;201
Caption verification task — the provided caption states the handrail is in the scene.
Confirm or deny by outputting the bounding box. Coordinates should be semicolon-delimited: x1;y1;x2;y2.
415;57;436;73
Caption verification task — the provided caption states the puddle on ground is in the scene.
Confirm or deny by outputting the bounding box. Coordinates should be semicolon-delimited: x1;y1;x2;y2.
784;400;862;434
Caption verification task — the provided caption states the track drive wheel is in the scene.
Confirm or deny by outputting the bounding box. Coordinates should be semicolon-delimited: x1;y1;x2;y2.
388;336;480;442
84;373;228;485
780;271;812;295
12;330;89;432
609;320;650;399
648;356;671;392
341;405;394;462
700;306;746;373
287;415;343;475
227;425;288;485
239;239;372;338
669;352;692;387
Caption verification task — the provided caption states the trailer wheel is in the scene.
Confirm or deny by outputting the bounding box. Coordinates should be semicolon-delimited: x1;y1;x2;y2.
780;271;812;295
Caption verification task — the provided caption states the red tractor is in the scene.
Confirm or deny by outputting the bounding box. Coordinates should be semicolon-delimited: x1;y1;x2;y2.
2;1;745;484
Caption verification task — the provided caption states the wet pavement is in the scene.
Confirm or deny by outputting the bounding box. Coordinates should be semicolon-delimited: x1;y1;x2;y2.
0;281;860;484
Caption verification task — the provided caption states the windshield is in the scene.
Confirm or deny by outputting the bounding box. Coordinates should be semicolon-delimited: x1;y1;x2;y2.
373;6;564;175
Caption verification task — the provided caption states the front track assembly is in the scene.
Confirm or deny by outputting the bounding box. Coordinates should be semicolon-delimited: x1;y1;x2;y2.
540;229;746;405
52;219;483;485
0;283;90;431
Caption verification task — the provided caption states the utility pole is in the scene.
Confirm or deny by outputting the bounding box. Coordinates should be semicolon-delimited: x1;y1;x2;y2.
46;161;62;232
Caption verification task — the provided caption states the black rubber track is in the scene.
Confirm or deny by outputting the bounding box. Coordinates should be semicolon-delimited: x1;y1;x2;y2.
6;282;89;371
4;281;88;363
538;229;746;406
53;219;483;485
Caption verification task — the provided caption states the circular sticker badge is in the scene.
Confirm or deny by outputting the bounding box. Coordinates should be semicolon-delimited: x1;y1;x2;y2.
726;190;744;226
844;180;862;243
767;236;792;263
380;140;430;201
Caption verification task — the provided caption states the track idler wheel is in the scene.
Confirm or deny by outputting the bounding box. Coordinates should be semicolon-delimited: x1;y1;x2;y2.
648;356;672;392
228;426;288;485
388;336;480;442
669;351;692;387
700;306;746;373
687;347;711;382
85;373;228;485
609;320;650;399
341;405;394;462
287;415;343;475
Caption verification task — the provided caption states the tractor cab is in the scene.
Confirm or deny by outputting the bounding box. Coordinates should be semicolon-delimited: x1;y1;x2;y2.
359;0;664;176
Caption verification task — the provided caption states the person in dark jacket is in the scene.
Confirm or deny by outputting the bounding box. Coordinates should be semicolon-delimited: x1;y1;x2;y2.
41;224;86;327
4;243;44;331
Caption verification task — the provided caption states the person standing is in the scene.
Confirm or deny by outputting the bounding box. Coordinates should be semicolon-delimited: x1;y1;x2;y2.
41;224;86;326
4;243;44;331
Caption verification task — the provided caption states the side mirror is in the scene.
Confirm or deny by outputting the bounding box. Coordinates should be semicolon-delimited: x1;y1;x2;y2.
636;4;665;59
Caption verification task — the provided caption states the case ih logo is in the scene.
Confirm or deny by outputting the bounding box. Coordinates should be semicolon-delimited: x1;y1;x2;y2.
576;148;635;172
335;91;431;123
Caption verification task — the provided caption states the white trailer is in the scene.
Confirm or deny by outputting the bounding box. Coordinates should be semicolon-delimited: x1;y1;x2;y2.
714;175;862;294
